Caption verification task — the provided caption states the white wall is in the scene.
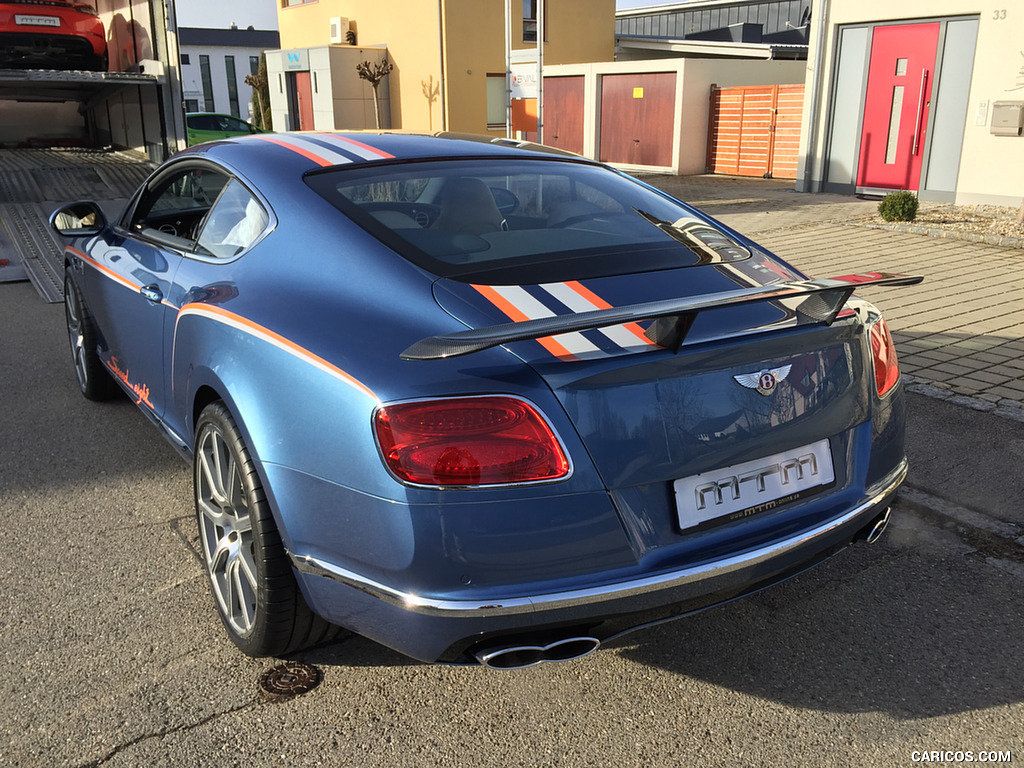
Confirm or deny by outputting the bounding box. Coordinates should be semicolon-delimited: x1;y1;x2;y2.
265;45;390;132
179;44;262;120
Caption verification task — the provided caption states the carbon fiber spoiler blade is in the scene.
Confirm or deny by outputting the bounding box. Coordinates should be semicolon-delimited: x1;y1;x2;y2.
401;272;923;361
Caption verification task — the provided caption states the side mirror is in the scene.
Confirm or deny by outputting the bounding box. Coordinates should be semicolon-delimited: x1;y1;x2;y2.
49;202;107;237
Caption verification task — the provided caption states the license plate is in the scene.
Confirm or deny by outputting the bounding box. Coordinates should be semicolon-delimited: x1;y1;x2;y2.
673;439;835;532
15;15;61;27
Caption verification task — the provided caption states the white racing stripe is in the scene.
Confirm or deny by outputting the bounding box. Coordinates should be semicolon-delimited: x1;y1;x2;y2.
540;282;654;352
265;134;357;166
488;285;603;358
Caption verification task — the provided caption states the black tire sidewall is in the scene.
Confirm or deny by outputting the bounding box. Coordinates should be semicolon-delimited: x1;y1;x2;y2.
193;402;298;657
64;273;118;401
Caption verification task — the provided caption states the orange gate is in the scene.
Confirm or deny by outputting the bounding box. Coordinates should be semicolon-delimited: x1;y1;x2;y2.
706;84;805;179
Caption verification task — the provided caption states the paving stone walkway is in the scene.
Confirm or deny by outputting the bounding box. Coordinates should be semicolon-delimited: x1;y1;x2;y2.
642;174;1024;417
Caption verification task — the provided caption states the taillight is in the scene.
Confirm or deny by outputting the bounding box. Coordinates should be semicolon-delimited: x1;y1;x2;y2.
374;396;570;486
869;317;900;397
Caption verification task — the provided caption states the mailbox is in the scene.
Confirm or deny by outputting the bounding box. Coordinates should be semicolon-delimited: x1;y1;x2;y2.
990;101;1024;136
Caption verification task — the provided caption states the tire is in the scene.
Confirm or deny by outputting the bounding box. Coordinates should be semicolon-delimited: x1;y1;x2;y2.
64;273;119;401
193;402;338;657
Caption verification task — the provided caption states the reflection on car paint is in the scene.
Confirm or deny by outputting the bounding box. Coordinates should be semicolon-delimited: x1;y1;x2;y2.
175;304;378;402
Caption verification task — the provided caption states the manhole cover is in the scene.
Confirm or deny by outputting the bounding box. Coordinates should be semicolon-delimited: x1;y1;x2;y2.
258;661;322;702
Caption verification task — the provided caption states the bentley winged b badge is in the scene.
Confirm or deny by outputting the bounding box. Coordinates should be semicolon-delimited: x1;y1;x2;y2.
733;364;792;396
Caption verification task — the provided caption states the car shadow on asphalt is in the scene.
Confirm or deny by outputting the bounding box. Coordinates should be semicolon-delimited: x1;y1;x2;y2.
604;511;1023;718
290;505;1024;722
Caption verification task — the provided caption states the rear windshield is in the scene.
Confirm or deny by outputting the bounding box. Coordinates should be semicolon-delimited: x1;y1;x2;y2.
305;158;751;283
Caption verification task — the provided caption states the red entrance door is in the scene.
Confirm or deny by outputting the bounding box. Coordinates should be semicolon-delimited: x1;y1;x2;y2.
857;23;939;191
287;71;314;130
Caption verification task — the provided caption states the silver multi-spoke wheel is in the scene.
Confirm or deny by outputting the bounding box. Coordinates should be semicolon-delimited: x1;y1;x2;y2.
193;402;338;656
196;423;258;637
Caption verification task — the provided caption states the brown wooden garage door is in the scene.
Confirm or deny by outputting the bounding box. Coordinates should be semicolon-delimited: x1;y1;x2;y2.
600;72;676;168
706;84;804;179
540;76;585;155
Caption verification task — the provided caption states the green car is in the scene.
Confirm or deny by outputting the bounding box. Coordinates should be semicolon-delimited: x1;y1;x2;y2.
186;113;266;146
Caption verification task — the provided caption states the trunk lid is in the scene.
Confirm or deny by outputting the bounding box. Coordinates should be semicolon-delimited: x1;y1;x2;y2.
427;261;877;497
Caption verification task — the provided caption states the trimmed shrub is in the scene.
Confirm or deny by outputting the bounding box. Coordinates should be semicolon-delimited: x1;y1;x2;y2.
878;190;919;222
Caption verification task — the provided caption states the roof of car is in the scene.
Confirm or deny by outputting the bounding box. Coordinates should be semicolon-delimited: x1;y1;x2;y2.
182;131;592;174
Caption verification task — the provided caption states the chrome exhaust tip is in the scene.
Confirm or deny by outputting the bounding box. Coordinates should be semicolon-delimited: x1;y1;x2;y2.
862;507;891;545
474;636;601;670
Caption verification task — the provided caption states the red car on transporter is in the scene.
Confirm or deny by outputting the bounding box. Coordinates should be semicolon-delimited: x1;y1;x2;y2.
0;1;107;71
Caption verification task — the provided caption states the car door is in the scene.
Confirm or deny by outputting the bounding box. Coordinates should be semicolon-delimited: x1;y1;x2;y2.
85;163;230;419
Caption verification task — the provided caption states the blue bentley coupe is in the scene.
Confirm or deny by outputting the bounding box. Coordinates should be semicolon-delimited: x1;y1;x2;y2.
51;132;919;668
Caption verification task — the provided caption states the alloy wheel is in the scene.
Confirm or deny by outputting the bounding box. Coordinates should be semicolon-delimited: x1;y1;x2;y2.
195;423;258;637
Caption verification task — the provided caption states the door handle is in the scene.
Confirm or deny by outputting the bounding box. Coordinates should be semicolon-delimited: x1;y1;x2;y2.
140;284;163;303
913;69;929;156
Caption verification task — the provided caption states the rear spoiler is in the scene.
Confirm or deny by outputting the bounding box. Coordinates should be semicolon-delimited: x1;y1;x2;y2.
401;272;923;361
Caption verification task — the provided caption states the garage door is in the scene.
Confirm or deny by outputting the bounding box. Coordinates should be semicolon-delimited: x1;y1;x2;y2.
600;72;676;168
706;84;804;179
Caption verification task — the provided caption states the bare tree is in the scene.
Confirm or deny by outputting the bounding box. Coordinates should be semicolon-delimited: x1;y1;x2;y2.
356;58;394;129
243;54;271;130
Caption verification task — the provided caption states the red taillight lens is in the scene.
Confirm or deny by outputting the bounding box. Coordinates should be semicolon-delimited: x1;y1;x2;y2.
374;396;570;486
869;317;900;397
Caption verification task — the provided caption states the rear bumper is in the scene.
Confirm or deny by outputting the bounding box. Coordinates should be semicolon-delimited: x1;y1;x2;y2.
289;458;906;662
0;29;106;60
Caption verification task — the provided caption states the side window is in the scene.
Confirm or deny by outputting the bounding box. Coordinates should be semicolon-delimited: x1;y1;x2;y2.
188;114;216;131
223;117;251;132
196;179;269;258
128;167;229;246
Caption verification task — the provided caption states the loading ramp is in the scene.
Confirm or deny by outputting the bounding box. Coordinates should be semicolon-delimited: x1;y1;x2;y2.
0;148;153;302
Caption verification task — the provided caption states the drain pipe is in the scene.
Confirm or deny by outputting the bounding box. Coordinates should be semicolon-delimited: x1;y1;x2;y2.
437;0;447;131
799;0;830;193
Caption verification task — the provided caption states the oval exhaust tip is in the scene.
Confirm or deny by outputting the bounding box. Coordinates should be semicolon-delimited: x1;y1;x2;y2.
475;637;601;670
864;507;891;544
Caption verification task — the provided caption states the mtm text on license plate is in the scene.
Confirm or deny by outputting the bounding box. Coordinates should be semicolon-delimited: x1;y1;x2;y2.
673;439;835;532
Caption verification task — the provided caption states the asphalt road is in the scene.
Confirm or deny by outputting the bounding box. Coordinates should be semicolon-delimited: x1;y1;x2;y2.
2;279;1022;767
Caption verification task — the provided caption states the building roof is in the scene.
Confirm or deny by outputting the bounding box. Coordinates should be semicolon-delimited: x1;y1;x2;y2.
178;27;281;49
616;35;807;60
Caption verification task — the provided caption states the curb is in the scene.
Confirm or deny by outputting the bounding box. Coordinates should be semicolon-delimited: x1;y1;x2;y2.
904;377;1024;423
862;220;1024;249
897;486;1024;560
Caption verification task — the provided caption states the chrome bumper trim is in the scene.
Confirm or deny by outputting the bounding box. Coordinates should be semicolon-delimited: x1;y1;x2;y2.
289;459;907;618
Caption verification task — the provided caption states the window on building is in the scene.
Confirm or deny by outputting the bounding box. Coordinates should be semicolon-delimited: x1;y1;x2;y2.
486;74;506;129
185;98;199;113
249;56;260;76
199;54;214;112
523;0;546;43
225;55;239;118
181;53;190;65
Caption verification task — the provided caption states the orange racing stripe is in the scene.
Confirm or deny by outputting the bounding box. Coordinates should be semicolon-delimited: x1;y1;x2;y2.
176;303;378;402
257;136;334;167
562;280;657;347
472;284;577;361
